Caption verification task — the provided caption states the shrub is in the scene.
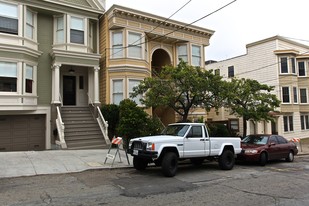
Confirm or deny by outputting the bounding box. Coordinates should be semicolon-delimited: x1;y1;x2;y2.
100;104;119;140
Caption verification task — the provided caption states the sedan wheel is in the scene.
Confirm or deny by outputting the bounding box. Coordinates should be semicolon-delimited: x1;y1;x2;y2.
259;152;267;166
285;151;294;162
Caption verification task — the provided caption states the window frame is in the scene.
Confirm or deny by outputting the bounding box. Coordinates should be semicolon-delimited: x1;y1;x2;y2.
111;30;124;58
298;61;306;77
177;44;188;63
283;115;294;132
0;1;18;35
54;15;65;44
25;8;37;41
111;79;124;105
299;88;308;104
291;57;296;74
69;16;85;45
127;31;143;59
191;45;202;67
280;57;288;74
128;78;143;106
293;86;298;104
281;86;290;103
228;66;234;78
0;61;18;93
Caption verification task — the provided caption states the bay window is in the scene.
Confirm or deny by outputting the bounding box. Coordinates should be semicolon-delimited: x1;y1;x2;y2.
282;87;290;103
55;16;64;44
0;62;17;92
298;61;306;76
129;79;141;105
112;79;123;105
177;44;188;62
26;9;35;39
280;57;288;73
0;2;18;35
25;65;33;93
192;45;201;66
301;114;309;130
111;31;123;58
300;88;308;103
128;32;142;59
70;17;84;44
283;115;293;132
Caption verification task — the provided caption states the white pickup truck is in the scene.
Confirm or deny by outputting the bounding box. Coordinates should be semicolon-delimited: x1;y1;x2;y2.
127;123;242;177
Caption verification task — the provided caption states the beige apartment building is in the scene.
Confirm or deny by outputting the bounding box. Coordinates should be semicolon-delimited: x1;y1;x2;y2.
206;36;309;139
99;5;214;125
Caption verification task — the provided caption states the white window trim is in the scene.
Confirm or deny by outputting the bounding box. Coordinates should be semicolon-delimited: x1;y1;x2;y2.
293;86;298;104
24;7;37;41
300;114;309;130
0;1;20;36
127;78;144;106
291;57;296;74
299;87;308;104
23;63;37;96
298;61;307;77
281;86;291;104
110;78;124;105
67;15;86;45
110;30;124;58
279;56;289;74
0;60;21;95
176;43;188;64
191;44;202;67
53;14;66;44
127;31;144;59
283;115;294;133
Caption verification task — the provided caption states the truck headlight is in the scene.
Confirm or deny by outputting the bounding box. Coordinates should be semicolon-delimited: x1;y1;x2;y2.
244;149;258;154
146;142;155;151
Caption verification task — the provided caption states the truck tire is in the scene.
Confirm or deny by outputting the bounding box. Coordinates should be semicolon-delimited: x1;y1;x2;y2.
161;152;178;177
218;150;235;170
133;157;148;170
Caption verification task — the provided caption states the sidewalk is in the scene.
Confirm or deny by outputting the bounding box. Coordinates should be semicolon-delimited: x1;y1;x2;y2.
0;143;308;179
0;149;133;179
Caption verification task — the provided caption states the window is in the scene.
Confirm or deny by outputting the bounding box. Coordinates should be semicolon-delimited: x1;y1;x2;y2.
70;17;84;44
25;65;33;93
192;45;201;66
111;31;123;58
300;88;308;103
128;79;141;105
0;62;17;92
293;87;298;103
228;66;234;78
280;57;288;73
300;114;309;130
277;136;288;144
215;69;220;76
283;115;293;132
298;61;306;76
229;119;239;132
56;16;64;44
187;126;202;138
282;87;290;103
291;58;296;74
26;9;34;39
128;32;142;58
0;2;18;35
177;44;188;62
88;21;94;50
112;79;123;105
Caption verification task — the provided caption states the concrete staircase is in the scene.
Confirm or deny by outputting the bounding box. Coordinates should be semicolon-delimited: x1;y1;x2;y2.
61;107;108;149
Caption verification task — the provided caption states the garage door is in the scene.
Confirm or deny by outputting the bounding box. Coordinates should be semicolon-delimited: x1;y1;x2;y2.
0;115;45;151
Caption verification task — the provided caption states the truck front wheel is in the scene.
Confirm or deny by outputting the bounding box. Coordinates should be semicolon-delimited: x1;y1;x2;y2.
218;150;235;170
161;152;178;177
133;157;148;170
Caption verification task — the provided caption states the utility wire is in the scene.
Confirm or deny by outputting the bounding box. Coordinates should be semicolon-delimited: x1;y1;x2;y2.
108;0;193;58
108;0;237;57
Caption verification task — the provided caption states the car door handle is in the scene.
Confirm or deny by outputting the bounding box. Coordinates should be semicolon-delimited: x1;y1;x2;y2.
200;139;205;141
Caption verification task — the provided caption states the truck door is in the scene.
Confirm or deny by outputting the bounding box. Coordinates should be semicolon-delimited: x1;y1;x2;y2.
183;126;206;157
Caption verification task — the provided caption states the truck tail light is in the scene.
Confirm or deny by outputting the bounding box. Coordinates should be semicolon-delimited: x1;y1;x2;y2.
152;143;155;151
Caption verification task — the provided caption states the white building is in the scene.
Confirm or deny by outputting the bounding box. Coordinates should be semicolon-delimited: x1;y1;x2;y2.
206;36;309;139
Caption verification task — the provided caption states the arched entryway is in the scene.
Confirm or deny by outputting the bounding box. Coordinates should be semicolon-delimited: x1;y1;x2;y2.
151;48;175;125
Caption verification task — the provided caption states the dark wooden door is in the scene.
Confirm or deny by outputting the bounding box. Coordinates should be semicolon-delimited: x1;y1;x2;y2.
63;76;76;105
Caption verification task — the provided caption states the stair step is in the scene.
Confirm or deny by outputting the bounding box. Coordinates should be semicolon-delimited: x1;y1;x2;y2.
67;144;108;150
65;127;100;132
65;130;102;137
65;134;103;141
66;139;107;148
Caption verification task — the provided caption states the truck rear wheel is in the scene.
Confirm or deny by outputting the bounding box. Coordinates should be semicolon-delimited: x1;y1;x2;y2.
218;150;235;170
161;152;178;177
133;157;148;170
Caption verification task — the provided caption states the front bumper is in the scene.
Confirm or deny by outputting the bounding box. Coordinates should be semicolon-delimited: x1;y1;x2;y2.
127;148;158;159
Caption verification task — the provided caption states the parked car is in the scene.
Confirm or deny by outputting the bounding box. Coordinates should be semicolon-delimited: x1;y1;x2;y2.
237;134;298;166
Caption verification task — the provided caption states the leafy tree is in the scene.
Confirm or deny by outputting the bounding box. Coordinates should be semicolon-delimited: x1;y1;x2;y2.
132;60;225;122
100;104;119;140
116;99;164;148
225;78;281;136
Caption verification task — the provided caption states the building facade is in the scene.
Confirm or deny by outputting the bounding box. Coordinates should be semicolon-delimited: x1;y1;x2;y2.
206;36;309;139
0;0;106;151
99;5;214;125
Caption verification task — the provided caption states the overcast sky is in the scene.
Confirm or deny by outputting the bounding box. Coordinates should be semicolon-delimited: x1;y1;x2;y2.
106;0;309;61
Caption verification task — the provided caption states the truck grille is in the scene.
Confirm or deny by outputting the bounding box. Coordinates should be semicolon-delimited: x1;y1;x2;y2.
132;141;145;150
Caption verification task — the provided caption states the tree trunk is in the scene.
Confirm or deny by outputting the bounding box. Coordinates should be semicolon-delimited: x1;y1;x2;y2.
242;116;247;137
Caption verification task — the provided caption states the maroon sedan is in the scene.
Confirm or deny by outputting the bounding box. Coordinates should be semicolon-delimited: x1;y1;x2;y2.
238;134;298;166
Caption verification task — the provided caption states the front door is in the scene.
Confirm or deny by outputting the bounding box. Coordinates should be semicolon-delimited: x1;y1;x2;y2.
183;126;207;157
63;75;76;105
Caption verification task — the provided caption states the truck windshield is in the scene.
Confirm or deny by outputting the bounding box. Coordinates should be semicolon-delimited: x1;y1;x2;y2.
161;125;190;137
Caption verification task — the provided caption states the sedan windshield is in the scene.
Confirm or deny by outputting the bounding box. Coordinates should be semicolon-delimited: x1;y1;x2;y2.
161;125;190;137
242;135;269;145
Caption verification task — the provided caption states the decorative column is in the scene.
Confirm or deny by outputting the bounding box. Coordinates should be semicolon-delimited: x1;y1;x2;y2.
52;64;61;104
94;66;100;104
